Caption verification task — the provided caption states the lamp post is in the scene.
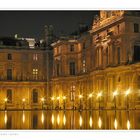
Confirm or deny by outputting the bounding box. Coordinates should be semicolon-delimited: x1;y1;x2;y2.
97;92;102;110
79;95;83;110
125;88;131;109
41;97;45;110
113;90;118;109
57;97;60;109
63;96;66;110
51;97;55;110
22;98;25;110
4;98;7;110
88;93;93;110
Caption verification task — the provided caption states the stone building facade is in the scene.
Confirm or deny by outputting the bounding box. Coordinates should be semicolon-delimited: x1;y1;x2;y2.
1;10;140;110
51;10;140;110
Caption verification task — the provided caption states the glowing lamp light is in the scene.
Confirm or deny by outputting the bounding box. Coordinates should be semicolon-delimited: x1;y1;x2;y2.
79;115;83;127
4;98;8;102
63;114;66;126
57;97;60;100
63;96;66;100
97;92;102;98
125;88;131;96
79;95;83;99
22;98;25;102
41;97;45;102
57;114;60;125
51;114;54;125
89;116;93;128
89;93;93;98
113;90;118;97
51;97;55;101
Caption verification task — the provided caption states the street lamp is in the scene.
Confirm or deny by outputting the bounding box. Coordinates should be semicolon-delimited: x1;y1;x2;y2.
79;95;83;110
22;98;25;110
57;96;60;109
4;98;8;110
41;97;45;110
113;90;118;109
97;92;102;110
88;93;93;110
125;88;131;109
51;97;55;110
63;96;66;110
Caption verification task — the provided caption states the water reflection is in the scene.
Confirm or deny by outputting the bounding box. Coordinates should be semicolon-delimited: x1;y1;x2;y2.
0;110;139;129
22;111;25;124
4;111;7;125
63;113;66;126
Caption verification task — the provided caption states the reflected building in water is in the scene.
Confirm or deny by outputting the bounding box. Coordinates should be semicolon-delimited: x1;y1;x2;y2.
0;110;139;129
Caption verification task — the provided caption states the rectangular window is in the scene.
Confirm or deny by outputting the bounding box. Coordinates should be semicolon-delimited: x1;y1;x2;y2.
70;45;74;52
8;53;12;60
56;64;60;76
7;69;12;80
33;54;38;61
32;69;38;80
134;23;139;33
69;62;75;75
7;89;12;103
33;92;38;103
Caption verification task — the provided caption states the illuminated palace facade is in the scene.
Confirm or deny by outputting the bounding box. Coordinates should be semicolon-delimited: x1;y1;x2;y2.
51;10;140;110
1;10;140;110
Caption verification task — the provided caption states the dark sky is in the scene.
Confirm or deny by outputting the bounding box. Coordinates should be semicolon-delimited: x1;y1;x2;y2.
0;11;99;39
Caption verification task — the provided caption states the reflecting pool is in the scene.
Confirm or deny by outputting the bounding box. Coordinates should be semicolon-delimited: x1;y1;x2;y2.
0;110;140;129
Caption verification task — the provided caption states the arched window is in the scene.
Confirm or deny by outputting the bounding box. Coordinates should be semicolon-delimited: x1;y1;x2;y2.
32;89;38;103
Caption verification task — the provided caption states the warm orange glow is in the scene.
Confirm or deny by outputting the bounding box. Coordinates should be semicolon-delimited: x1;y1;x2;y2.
22;111;25;123
57;97;60;100
97;92;102;98
41;112;44;124
114;118;118;129
51;97;55;101
57;114;60;125
113;90;118;97
63;114;66;126
79;115;83;127
98;117;102;128
63;96;66;100
41;97;45;102
22;98;25;102
127;120;131;130
89;93;92;98
125;88;131;96
4;98;7;102
79;95;83;99
89;116;92;128
51;114;54;125
4;111;7;124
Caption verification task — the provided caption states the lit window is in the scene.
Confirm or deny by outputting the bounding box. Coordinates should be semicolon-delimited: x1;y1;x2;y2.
32;69;38;80
33;54;38;61
70;85;75;101
82;59;86;73
7;89;12;103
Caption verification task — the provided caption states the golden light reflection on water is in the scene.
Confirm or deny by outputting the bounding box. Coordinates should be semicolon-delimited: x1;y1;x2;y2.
98;117;102;129
22;111;25;124
4;111;7;125
63;114;66;126
114;118;118;129
57;114;60;125
41;111;44;124
89;116;92;128
127;120;131;130
79;114;83;127
51;113;54;125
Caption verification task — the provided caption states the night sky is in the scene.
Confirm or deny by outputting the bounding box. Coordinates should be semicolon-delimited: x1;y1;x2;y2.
0;11;99;39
